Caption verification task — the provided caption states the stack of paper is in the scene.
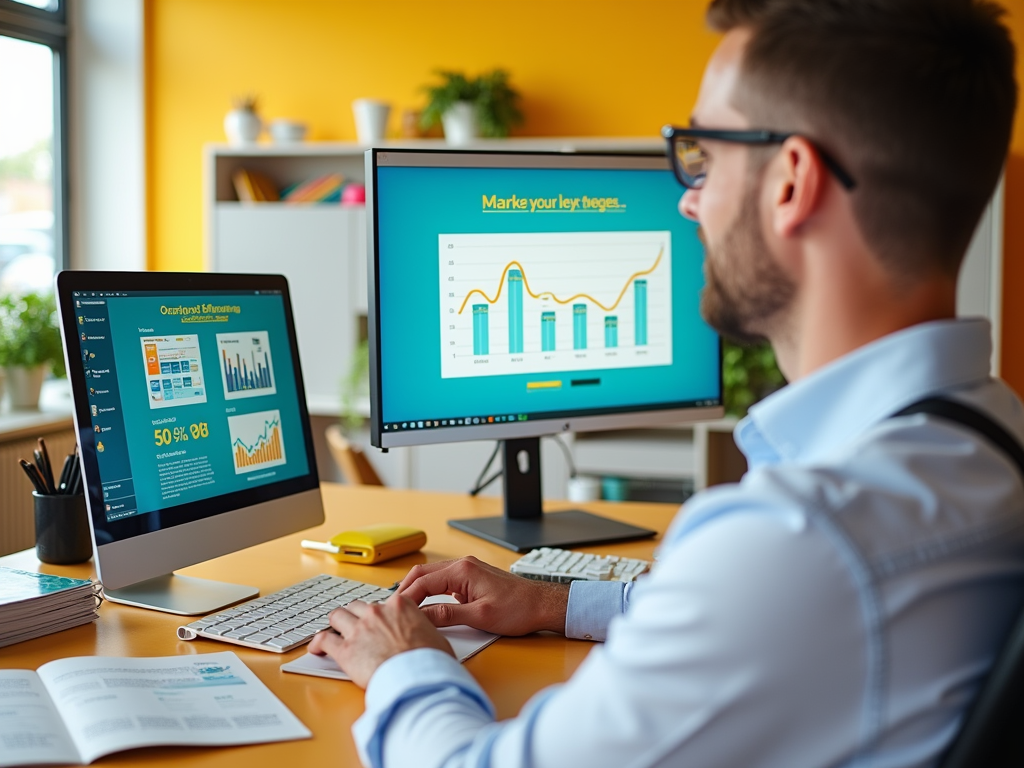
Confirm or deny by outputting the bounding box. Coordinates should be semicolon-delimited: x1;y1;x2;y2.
0;567;100;648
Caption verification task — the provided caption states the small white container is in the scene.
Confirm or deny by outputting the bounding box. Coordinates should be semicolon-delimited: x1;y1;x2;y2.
567;475;602;503
441;101;479;146
269;120;308;143
352;99;391;144
223;108;262;145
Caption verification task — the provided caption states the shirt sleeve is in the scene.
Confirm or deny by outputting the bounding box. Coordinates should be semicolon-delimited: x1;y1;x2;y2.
352;483;869;768
353;648;495;768
564;580;630;641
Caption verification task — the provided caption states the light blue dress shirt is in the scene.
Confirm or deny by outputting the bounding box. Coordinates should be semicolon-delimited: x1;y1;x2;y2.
353;319;1024;768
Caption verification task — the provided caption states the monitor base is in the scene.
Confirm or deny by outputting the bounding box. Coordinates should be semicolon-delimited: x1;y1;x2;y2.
103;573;258;616
448;509;656;553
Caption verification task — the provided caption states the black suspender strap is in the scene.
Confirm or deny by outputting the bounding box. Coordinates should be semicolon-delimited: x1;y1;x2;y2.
892;397;1024;479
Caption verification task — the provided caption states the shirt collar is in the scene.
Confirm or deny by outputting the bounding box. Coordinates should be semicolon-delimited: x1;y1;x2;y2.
735;318;993;467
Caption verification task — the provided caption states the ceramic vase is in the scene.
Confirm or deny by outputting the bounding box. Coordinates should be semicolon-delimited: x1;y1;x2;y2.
441;101;479;146
5;364;45;410
224;108;262;145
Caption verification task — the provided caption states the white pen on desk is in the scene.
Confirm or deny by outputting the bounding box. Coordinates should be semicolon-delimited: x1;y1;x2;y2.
300;539;340;554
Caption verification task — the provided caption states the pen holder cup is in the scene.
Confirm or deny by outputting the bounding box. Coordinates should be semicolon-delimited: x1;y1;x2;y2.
34;492;93;565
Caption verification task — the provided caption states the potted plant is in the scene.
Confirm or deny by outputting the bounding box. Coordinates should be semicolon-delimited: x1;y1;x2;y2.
0;291;66;409
420;69;523;145
722;340;785;418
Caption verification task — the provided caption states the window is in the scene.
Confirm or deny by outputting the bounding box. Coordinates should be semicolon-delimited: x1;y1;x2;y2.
0;0;67;293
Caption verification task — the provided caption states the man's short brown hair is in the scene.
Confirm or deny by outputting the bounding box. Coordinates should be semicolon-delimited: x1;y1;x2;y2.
707;0;1017;277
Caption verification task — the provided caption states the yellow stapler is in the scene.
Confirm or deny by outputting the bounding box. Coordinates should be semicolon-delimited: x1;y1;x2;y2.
301;524;426;564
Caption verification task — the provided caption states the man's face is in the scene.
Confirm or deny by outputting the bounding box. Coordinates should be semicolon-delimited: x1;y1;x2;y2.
680;29;795;344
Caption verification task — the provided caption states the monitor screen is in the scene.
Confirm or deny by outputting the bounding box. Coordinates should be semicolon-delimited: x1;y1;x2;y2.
368;150;722;450
56;272;323;601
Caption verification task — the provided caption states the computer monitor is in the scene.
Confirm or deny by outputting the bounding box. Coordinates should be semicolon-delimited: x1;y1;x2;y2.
55;271;324;615
367;149;723;552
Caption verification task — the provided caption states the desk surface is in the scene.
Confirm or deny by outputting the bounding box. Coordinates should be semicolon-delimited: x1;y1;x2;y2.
0;484;677;767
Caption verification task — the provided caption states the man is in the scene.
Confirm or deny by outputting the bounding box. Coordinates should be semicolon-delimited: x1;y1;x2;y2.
310;1;1021;766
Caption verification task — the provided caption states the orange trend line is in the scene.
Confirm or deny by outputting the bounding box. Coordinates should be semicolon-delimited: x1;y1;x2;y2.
456;247;663;315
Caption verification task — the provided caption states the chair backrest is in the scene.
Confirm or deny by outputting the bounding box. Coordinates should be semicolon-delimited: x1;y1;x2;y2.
324;424;384;486
939;601;1024;767
891;398;1024;768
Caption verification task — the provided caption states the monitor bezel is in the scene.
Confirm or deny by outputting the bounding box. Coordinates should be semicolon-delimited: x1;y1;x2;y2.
366;148;724;450
55;270;324;589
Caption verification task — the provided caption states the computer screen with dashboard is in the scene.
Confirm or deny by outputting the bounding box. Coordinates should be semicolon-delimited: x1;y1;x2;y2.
367;149;722;550
56;271;324;614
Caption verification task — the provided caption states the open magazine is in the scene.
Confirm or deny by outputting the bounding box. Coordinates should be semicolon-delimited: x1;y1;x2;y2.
0;651;309;767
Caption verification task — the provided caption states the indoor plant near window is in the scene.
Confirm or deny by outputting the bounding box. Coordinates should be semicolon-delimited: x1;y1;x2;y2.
0;291;65;409
722;340;785;418
420;69;523;145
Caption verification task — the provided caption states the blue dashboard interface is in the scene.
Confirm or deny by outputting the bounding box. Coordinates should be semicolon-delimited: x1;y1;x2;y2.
374;161;721;434
72;289;310;523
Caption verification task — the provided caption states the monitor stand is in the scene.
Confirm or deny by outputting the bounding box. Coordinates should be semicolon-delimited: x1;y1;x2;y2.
103;574;258;616
448;437;657;553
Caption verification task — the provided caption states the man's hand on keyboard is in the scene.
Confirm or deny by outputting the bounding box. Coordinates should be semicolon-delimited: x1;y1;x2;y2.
308;593;454;689
398;556;570;637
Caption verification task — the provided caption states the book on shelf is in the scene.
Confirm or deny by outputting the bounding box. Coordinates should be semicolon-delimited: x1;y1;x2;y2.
232;169;280;202
0;567;100;649
0;651;310;767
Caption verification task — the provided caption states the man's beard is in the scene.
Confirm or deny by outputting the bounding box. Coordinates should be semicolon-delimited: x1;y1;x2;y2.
699;183;795;346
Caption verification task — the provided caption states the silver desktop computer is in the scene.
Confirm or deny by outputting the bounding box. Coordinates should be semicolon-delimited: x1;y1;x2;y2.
56;271;324;615
366;149;723;552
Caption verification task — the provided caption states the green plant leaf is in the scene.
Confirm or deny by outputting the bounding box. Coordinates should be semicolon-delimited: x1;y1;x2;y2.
722;340;785;418
0;291;65;377
419;68;522;137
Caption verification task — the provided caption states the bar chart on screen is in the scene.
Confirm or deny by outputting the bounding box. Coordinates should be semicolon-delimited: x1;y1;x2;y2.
217;331;278;400
228;409;287;474
439;231;673;379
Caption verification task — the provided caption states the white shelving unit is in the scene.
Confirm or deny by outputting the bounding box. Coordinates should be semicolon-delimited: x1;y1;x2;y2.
204;142;1003;501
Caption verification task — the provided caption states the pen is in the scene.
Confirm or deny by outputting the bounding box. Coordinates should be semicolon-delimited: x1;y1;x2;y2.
19;458;48;495
37;438;55;494
33;449;54;495
57;452;74;494
300;539;341;554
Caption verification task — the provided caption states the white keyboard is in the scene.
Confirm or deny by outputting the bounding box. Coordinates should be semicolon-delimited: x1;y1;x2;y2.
176;574;394;653
510;547;651;583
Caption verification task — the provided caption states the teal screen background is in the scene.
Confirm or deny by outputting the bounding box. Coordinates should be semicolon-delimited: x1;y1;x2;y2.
105;294;310;514
375;164;720;424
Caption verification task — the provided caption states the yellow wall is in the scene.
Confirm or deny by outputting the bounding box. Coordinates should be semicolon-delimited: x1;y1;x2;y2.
998;4;1024;396
147;0;1024;388
146;0;718;273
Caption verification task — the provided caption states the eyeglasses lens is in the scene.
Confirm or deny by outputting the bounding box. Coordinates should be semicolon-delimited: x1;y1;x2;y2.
674;138;706;189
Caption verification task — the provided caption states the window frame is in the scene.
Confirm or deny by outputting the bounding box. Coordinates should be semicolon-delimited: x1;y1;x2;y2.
0;0;69;273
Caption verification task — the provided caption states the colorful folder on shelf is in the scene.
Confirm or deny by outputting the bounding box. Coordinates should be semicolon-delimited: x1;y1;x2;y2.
281;173;345;203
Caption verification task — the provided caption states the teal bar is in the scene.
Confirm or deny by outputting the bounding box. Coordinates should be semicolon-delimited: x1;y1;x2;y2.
508;270;524;354
541;312;556;352
573;304;587;350
634;279;648;346
473;304;489;355
605;315;618;348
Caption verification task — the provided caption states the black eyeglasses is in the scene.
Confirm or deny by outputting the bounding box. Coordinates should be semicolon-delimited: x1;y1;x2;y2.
661;125;857;191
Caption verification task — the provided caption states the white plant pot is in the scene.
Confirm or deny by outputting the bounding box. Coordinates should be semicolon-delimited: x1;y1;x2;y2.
224;108;262;145
441;101;479;146
5;365;46;410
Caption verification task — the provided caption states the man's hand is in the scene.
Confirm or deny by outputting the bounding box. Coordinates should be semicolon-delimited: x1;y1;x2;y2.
398;556;570;637
308;594;454;689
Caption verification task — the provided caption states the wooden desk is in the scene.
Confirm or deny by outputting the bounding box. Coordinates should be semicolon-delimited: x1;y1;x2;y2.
0;484;677;767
